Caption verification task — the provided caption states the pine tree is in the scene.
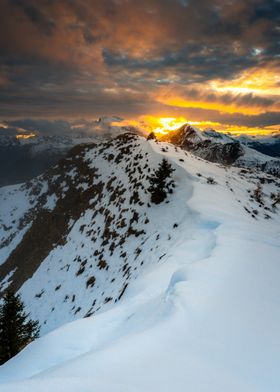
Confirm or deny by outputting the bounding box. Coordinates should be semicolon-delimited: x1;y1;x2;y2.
148;158;175;204
0;291;40;365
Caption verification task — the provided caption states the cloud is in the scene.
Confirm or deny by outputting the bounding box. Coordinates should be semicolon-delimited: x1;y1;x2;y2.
0;0;279;134
155;84;278;115
11;0;56;35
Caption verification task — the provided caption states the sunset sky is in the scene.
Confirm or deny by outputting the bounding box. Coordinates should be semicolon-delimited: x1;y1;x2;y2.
0;0;279;135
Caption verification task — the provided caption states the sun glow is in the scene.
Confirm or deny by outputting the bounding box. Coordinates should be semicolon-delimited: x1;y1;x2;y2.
16;133;36;140
138;116;278;137
110;115;279;137
111;116;191;135
143;116;189;135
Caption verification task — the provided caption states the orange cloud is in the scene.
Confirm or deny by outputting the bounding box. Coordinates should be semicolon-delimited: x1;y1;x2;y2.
210;66;280;96
156;96;267;115
0;0;279;135
155;67;280;116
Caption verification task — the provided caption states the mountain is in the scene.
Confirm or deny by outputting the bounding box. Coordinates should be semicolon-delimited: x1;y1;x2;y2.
0;118;138;187
0;132;280;391
0;134;95;187
162;125;243;164
160;124;280;176
237;133;280;158
0;133;186;333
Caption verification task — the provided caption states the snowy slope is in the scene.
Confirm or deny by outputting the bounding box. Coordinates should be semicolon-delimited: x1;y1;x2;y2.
0;134;191;334
0;135;280;391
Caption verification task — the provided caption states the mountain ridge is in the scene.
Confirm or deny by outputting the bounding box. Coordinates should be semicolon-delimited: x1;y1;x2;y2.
1;132;279;334
0;133;189;333
159;124;280;175
0;132;280;391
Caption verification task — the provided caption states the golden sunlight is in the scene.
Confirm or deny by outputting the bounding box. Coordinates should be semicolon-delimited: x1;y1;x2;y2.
111;115;278;137
16;133;36;140
142;116;188;135
155;67;280;117
156;96;271;116
210;67;280;96
144;117;279;137
111;116;191;135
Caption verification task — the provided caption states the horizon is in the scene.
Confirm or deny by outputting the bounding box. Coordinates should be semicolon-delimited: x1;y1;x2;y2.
0;116;279;139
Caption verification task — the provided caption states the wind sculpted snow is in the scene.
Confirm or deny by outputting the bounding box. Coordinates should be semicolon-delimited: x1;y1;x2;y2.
0;134;279;391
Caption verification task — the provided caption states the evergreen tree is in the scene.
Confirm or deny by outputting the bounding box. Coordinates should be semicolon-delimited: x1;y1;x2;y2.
0;291;40;365
148;158;175;204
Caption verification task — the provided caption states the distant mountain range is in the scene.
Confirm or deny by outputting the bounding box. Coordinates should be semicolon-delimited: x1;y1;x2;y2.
237;133;280;158
0;118;138;186
0;119;279;187
159;125;280;176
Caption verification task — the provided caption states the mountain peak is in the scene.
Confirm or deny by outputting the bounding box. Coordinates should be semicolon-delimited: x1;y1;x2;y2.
161;123;205;146
159;124;280;174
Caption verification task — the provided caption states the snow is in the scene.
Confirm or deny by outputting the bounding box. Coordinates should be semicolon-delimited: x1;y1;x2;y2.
238;133;280;145
0;136;279;391
236;143;280;166
0;184;34;265
169;125;280;175
204;128;235;143
0;268;17;292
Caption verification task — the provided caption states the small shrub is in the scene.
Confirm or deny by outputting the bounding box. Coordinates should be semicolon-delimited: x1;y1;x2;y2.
76;266;85;276
253;183;263;204
98;259;107;270
86;276;96;288
206;177;216;185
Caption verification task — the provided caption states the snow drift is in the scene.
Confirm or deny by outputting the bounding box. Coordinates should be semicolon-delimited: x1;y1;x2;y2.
0;133;280;392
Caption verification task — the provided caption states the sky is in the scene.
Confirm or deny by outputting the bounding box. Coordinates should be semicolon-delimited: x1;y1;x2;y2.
0;0;280;135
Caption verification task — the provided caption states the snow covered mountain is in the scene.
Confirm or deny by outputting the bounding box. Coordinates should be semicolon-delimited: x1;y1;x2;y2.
160;124;280;176
237;133;280;158
0;133;280;391
0;118;138;187
0;133;187;333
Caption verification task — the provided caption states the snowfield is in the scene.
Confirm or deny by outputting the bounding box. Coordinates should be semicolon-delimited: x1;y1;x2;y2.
0;136;280;391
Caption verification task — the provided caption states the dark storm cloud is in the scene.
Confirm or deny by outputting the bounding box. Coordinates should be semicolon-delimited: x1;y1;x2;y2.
0;52;71;85
6;118;73;134
169;86;276;108
233;111;280;128
253;0;280;21
0;50;151;118
103;45;258;82
0;0;279;129
11;0;56;35
250;0;280;60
